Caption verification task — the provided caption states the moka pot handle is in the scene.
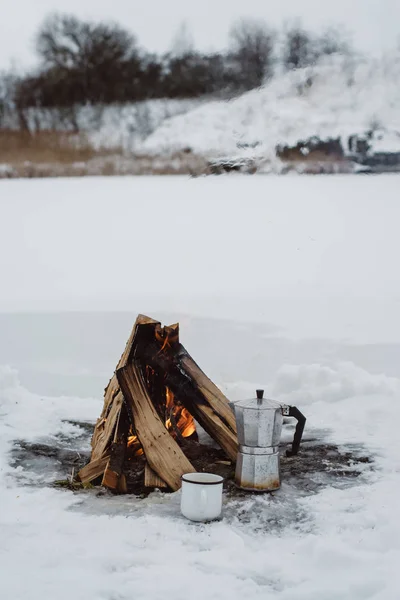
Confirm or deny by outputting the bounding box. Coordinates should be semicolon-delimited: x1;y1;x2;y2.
285;406;306;457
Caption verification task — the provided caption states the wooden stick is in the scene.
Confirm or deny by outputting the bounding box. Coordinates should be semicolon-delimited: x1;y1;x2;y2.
144;463;168;489
102;404;129;491
117;473;128;494
117;357;195;491
78;455;110;484
90;392;123;462
91;315;161;461
179;349;237;433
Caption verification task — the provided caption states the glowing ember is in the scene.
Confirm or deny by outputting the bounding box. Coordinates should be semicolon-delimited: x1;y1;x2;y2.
165;387;196;438
155;327;174;354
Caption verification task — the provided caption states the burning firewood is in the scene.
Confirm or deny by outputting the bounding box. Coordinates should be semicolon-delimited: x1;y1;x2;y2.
78;315;238;493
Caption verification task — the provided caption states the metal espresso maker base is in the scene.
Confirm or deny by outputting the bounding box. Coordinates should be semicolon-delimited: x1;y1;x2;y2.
235;445;280;492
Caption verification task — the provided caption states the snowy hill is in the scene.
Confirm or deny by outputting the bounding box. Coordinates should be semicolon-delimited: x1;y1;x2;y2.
141;55;400;161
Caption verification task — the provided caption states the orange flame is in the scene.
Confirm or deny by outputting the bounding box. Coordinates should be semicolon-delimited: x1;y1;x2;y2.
127;387;195;456
155;328;172;354
165;387;196;438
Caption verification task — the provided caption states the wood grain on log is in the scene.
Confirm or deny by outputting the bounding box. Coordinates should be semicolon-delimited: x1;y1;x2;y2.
102;404;129;491
118;473;128;494
90;316;157;460
179;351;237;433
144;463;168;488
117;357;195;491
91;374;119;451
91;391;123;462
120;314;160;367
78;455;110;484
184;403;238;462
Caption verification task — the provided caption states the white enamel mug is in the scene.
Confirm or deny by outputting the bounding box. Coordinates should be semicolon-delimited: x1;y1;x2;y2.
180;473;224;522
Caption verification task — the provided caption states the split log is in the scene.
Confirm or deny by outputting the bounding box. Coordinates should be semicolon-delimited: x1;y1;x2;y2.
144;464;168;489
118;473;128;494
102;404;129;491
137;329;238;462
122;314;161;364
78;455;110;484
90;375;119;451
117;320;195;491
179;350;237;433
177;348;238;461
186;403;237;462
90;391;123;462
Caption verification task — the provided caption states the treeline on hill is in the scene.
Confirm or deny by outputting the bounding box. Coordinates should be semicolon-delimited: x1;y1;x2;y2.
0;13;352;127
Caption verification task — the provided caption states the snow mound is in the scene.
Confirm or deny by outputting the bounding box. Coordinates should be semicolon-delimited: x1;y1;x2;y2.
271;362;400;405
0;365;98;462
141;55;400;158
87;98;204;151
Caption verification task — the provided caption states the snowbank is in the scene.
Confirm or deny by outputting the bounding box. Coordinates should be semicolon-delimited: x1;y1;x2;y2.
141;55;400;158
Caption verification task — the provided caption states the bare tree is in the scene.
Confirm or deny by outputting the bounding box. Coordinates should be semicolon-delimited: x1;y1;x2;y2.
283;22;315;70
283;22;353;71
36;13;138;71
229;18;276;90
316;25;352;58
33;13;142;104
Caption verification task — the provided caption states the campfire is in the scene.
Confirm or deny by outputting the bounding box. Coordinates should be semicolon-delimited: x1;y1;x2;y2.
78;315;238;492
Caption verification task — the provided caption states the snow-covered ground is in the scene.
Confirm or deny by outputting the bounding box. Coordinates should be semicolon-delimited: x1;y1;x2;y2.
142;56;400;159
1;175;400;599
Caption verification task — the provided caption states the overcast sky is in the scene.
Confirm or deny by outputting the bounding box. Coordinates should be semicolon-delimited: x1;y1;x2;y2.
1;0;399;69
